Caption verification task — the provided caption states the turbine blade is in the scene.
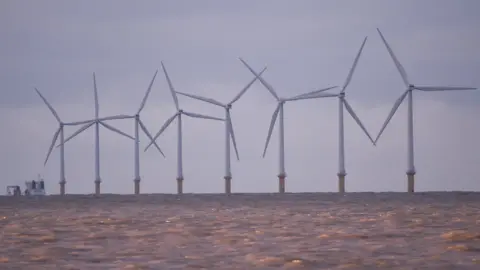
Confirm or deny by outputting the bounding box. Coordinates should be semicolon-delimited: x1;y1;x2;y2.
145;113;178;151
60;122;95;146
182;111;224;121
176;91;225;107
414;86;477;91
342;36;368;92
98;115;135;121
239;58;279;100
137;70;159;115
343;99;375;145
93;73;100;118
228;115;240;161
229;66;267;105
262;104;280;157
63;119;96;126
374;90;409;144
138;119;166;157
288;86;338;99
34;88;61;123
376;28;410;87
63;115;134;126
161;62;180;110
99;121;135;140
285;92;339;101
44;127;61;166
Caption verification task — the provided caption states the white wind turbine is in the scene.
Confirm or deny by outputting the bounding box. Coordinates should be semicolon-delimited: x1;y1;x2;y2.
144;62;225;194
239;58;339;193
374;28;477;192
60;73;137;195
293;37;376;193
174;66;267;194
98;70;166;194
35;88;118;195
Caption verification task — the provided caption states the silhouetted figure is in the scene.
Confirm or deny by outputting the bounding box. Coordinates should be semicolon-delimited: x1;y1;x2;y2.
31;180;36;189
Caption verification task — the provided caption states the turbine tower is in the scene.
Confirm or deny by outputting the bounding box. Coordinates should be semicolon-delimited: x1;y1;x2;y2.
144;62;225;194
174;66;266;194
375;28;477;192
336;37;376;192
99;70;166;194
35;88;116;195
293;37;376;192
60;73;137;195
240;58;338;193
131;70;165;194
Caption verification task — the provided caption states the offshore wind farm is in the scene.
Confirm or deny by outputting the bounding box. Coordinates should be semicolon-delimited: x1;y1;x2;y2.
3;2;480;269
19;28;476;196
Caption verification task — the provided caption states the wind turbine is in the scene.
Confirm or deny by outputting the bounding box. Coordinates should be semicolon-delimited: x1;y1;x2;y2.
374;28;477;192
98;70;166;194
174;66;267;194
60;73;137;195
144;62;225;194
35;88;121;195
239;58;339;193
293;37;376;193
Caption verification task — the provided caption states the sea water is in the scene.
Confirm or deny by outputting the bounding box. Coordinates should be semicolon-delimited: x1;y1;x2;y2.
0;192;479;269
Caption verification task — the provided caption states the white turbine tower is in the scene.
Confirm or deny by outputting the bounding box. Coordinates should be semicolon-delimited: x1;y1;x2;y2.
335;37;376;193
61;73;137;195
144;62;225;194
293;37;376;192
99;70;166;194
35;88;116;195
239;58;338;193
374;28;477;192
174;66;267;194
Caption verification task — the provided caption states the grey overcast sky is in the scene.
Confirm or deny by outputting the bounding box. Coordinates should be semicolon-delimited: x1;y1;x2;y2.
1;0;479;194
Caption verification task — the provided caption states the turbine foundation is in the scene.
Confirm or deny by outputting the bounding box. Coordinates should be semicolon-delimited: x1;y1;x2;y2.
224;176;232;194
94;180;101;195
134;178;140;195
59;181;66;195
278;173;286;193
176;177;183;194
337;173;346;193
407;172;415;193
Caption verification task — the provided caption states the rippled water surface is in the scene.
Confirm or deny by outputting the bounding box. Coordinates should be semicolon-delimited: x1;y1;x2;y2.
1;192;480;269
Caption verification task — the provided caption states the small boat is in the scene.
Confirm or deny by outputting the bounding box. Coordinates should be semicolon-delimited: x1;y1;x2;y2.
6;174;47;196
